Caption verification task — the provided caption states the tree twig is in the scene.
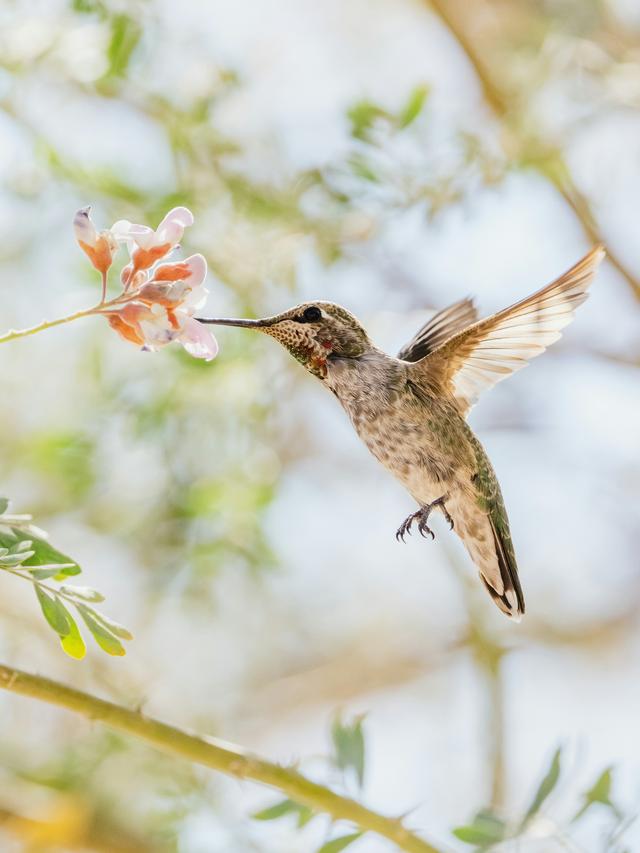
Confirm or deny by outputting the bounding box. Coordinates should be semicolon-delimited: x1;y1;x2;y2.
0;664;447;853
427;0;640;300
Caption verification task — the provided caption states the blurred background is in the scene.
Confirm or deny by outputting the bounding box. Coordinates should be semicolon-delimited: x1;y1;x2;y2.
1;0;640;850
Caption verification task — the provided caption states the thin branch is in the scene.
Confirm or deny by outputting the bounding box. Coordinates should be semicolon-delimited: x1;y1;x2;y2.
0;305;102;345
0;664;447;853
427;0;640;300
486;655;505;812
0;288;143;346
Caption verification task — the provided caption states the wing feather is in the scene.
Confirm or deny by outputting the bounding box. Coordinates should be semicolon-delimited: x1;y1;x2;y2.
411;247;605;413
397;297;478;362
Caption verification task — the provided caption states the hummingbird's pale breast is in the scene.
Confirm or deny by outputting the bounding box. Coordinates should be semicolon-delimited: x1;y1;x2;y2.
325;351;471;503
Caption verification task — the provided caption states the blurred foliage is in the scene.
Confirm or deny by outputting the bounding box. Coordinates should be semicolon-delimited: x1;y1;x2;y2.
0;0;638;850
454;746;630;851
253;715;369;851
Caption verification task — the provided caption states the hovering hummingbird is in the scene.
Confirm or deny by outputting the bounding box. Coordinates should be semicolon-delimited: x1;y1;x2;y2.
199;247;605;619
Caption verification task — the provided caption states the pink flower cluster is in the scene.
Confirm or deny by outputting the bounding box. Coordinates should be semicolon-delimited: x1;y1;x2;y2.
74;206;218;361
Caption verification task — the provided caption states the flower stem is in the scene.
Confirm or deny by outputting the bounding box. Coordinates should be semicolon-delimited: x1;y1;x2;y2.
0;663;446;853
0;305;101;345
0;291;134;346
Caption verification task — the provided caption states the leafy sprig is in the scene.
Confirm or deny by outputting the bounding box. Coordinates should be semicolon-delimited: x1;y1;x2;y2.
453;746;628;850
251;713;368;853
0;498;132;659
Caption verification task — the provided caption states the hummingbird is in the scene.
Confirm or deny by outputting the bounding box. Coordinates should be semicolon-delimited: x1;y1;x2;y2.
199;246;605;619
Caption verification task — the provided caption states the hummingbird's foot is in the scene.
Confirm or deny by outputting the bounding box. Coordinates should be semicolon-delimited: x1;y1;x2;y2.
396;508;431;542
431;495;454;530
395;496;453;543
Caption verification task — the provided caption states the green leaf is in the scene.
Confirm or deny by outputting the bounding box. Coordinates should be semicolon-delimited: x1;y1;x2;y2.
573;767;619;822
35;587;71;637
296;805;314;828
76;605;125;656
397;84;430;129
0;551;35;567
348;155;379;183
452;811;506;847
331;713;366;787
72;0;103;13
30;567;69;580
522;747;562;827
347;100;389;140
11;539;33;554
253;799;301;821
59;585;105;603
0;528;81;576
253;799;297;821
317;833;363;853
0;498;9;515
91;610;133;640
105;14;142;79
253;798;314;827
59;608;86;661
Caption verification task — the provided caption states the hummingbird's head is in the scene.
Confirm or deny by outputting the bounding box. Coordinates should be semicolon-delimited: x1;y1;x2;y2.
198;302;371;378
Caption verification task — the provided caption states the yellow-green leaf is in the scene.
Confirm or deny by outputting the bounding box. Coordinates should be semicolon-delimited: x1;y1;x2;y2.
77;605;125;656
35;587;71;637
317;833;363;853
60;611;86;660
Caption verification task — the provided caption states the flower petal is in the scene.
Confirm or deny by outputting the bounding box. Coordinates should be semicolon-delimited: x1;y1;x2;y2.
74;207;98;247
153;253;208;286
156;206;194;246
183;253;207;286
178;317;219;361
181;284;209;313
111;219;156;250
136;280;190;307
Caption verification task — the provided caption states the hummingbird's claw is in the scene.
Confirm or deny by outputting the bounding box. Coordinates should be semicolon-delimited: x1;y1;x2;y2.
395;496;454;543
395;517;413;542
418;518;435;540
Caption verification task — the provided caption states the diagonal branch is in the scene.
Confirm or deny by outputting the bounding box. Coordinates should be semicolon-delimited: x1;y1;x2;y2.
0;664;446;853
427;0;640;300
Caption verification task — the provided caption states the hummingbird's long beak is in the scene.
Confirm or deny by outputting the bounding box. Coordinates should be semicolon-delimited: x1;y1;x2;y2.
195;317;274;329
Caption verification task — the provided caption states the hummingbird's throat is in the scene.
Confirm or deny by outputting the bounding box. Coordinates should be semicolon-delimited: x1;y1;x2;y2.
262;325;332;378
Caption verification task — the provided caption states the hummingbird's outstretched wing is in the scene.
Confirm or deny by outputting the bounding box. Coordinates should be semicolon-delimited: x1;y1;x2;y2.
397;298;478;363
412;246;605;414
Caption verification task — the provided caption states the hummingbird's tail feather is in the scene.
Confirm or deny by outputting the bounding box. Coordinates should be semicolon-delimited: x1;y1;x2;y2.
478;517;525;620
448;487;526;620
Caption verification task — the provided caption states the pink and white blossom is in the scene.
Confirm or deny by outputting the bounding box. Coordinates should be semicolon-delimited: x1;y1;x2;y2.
112;207;195;281
75;205;218;361
73;207;118;276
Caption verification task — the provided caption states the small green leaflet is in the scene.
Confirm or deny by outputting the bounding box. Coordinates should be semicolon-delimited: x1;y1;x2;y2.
0;498;9;515
573;767;620;822
521;747;562;829
331;713;366;788
397;85;430;129
347;100;389;140
0;528;80;577
35;587;71;637
76;604;126;656
0;551;35;567
317;832;363;853
452;810;506;847
105;14;142;79
88;609;133;641
60;613;87;660
253;798;314;828
59;585;105;603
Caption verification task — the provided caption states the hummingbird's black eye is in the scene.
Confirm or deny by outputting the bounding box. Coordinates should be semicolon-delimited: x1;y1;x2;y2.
299;306;322;323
